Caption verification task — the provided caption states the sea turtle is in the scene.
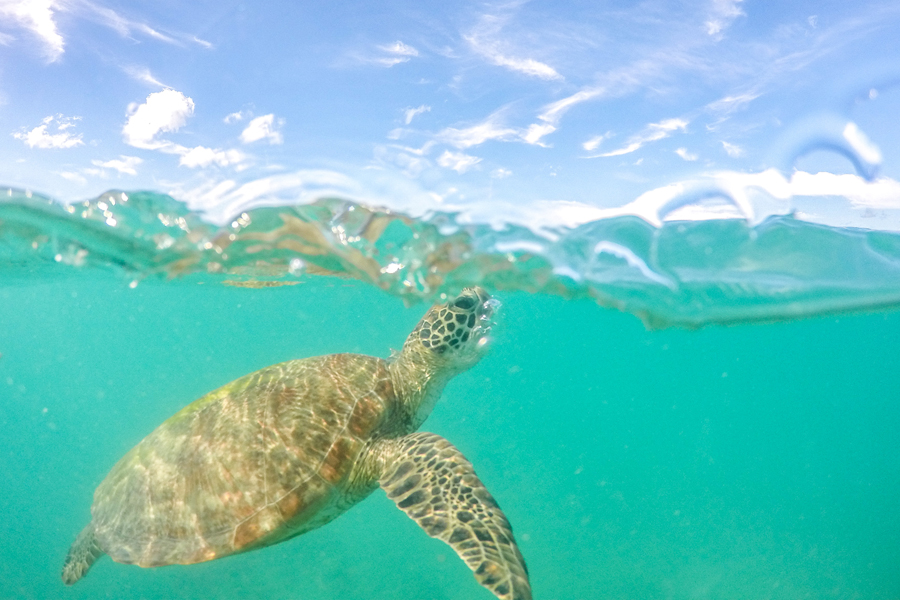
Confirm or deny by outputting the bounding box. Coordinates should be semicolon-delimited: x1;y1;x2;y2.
62;287;531;600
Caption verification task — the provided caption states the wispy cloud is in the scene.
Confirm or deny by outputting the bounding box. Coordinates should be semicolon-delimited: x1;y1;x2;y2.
437;150;481;173
705;0;745;38
465;35;562;80
464;14;562;80
0;0;64;62
240;114;284;145
540;88;607;124
12;114;83;148
434;107;565;150
436;112;520;149
675;147;698;161
722;141;744;157
82;1;177;43
123;66;166;87
1;0;211;63
355;40;420;67
380;41;417;57
596;118;689;157
519;87;607;146
91;155;142;175
582;133;611;152
404;105;430;125
78;0;212;48
706;92;759;114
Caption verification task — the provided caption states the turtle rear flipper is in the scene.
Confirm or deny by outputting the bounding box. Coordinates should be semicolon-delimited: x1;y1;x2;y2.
62;524;105;585
378;432;531;600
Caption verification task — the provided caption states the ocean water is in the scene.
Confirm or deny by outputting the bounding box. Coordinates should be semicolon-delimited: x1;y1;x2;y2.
1;190;899;600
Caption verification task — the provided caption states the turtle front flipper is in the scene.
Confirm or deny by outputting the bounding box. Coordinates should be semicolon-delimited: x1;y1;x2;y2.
62;523;105;585
377;432;531;600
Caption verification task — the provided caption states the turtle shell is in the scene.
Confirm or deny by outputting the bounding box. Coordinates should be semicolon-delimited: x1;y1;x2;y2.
90;353;394;567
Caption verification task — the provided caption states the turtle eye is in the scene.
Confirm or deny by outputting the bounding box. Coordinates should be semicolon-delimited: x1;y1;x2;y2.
451;296;476;310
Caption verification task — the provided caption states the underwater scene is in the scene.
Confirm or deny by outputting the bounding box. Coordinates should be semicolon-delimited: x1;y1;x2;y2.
3;0;900;599
1;190;899;600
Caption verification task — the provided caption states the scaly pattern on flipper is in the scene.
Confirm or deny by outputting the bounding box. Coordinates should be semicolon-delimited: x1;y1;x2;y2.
61;524;104;585
379;432;531;600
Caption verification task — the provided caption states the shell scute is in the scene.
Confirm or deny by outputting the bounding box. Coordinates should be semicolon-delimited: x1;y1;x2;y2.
91;353;394;566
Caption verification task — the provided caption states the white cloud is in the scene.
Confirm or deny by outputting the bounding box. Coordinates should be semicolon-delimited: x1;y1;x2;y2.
120;89;248;170
465;33;562;80
83;1;174;42
240;114;284;145
361;40;419;67
437;150;482;173
122;89;195;149
722;141;744;157
192;36;213;49
177;146;247;169
82;2;209;48
13;114;83;149
92;155;142;175
706;92;759;114
598;118;689;157
540;89;607;125
491;168;512;179
437;114;520;149
404;105;430;125
705;0;745;37
224;111;246;124
58;171;87;184
123;66;166;87
379;41;418;56
369;56;412;67
0;0;64;61
518;88;608;146
1;0;207;63
386;141;435;157
464;12;562;81
435;110;557;149
675;148;698;161
582;133;610;152
522;123;556;146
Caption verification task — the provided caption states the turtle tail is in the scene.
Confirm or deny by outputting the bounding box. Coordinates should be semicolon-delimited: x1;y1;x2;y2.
62;524;104;585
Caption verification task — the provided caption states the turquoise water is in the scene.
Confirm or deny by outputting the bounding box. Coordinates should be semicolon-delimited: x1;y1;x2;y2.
1;191;900;600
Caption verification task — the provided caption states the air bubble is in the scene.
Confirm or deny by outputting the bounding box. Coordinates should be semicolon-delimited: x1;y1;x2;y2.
289;258;306;275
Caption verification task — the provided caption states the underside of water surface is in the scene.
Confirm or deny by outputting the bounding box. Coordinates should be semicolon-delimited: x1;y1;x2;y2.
3;187;900;329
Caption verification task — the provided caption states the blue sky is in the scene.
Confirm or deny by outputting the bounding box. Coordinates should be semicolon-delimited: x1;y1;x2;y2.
2;0;900;228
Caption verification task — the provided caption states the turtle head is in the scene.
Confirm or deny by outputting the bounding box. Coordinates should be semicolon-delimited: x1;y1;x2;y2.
404;286;497;372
